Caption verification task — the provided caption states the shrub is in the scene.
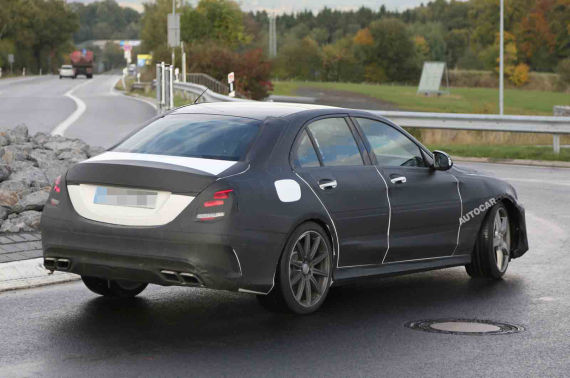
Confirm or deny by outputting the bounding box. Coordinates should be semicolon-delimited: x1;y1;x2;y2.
510;63;530;87
557;58;570;86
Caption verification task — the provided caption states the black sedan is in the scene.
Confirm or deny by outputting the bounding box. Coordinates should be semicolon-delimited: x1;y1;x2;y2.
41;102;529;314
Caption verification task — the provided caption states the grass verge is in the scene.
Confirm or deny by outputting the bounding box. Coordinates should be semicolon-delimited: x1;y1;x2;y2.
272;81;569;116
427;145;570;162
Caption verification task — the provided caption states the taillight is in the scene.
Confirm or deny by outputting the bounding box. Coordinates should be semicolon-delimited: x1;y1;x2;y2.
196;189;233;221
53;176;62;193
50;176;62;206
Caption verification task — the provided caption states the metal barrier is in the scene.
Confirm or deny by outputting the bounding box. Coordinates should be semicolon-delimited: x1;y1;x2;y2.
186;73;230;95
164;79;570;153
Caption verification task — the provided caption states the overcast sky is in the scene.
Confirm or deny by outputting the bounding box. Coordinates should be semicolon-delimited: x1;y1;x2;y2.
72;0;431;13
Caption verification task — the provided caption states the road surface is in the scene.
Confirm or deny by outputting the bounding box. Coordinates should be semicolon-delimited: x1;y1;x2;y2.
0;74;156;148
0;161;568;377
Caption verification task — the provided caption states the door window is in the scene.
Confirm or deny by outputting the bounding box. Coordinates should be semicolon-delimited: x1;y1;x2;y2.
356;118;426;167
307;118;364;166
294;130;320;168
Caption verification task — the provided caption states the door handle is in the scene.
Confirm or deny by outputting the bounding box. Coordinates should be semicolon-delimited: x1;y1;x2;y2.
390;176;407;184
318;179;337;190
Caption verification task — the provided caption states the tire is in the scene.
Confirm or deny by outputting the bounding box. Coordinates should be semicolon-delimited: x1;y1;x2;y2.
82;276;147;298
466;203;511;280
257;222;333;314
59;76;62;79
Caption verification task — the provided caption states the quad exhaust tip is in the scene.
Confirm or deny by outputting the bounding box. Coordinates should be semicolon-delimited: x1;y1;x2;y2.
44;257;71;271
160;270;203;286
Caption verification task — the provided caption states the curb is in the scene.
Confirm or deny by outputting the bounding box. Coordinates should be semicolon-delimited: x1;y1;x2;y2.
453;156;570;168
0;258;79;293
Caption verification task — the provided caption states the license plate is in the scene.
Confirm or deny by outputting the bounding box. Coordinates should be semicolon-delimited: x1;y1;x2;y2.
93;186;157;209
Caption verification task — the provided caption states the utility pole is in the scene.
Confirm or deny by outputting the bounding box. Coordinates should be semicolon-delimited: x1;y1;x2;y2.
499;0;504;115
269;13;277;58
172;0;176;67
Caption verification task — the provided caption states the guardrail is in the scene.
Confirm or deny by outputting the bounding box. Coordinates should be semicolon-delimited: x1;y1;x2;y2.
162;78;570;153
186;73;229;95
173;81;249;103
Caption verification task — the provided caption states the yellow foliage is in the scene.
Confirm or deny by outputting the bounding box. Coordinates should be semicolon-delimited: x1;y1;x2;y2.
510;63;530;86
413;35;430;60
353;28;374;46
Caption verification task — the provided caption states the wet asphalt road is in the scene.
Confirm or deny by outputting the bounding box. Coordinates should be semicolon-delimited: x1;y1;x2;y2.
0;161;568;377
0;75;156;148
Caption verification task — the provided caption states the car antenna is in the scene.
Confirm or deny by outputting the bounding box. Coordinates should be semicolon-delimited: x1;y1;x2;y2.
193;88;208;104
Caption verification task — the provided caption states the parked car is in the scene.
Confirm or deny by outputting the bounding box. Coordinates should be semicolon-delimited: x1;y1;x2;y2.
59;65;75;79
41;102;528;314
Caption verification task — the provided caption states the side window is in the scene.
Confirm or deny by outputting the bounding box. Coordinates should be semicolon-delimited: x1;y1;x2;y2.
307;118;364;166
356;118;426;167
294;130;320;168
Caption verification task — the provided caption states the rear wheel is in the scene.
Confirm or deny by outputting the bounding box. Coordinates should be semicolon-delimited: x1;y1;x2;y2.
257;222;333;314
81;276;147;298
466;203;511;279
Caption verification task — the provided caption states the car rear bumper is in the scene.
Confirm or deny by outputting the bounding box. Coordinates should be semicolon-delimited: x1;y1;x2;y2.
41;209;285;295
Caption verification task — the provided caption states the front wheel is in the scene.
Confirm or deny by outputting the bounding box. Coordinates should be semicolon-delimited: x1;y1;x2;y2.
257;222;333;314
82;276;147;298
466;203;511;279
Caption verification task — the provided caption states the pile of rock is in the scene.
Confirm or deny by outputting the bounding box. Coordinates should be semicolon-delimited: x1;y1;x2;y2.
0;125;103;233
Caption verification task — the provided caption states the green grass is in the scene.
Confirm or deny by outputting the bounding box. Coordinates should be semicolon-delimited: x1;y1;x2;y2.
272;81;569;116
427;144;570;162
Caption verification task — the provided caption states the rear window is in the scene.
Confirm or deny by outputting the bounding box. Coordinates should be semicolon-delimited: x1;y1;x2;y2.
113;114;260;161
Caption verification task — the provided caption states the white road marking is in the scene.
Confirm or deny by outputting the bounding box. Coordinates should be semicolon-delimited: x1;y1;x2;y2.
51;79;91;136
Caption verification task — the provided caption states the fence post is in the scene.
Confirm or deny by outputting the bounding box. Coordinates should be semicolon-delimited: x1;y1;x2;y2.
156;63;162;113
553;135;561;154
553;106;570;154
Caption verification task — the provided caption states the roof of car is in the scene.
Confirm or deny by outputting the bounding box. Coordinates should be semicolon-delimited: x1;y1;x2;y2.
171;101;340;120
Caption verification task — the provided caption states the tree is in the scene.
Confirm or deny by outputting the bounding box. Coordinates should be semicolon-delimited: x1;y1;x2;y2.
274;36;323;80
367;18;420;82
181;0;249;48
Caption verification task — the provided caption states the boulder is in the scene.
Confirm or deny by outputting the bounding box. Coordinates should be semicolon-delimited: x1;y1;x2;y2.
0;164;11;182
0;189;20;208
31;132;50;147
29;149;58;166
44;138;89;155
0;210;42;233
15;189;49;212
0;207;8;220
9;166;50;188
0;145;31;164
57;150;88;163
6;124;29;145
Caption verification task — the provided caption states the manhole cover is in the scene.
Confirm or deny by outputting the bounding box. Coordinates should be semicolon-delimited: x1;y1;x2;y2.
405;319;524;336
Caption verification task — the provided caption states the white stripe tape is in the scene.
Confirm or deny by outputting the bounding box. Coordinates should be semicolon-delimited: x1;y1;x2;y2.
83;151;237;176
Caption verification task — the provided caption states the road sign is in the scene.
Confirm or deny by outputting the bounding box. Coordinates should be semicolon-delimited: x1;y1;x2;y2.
417;62;448;95
227;72;235;84
8;54;14;64
167;13;180;47
137;54;152;67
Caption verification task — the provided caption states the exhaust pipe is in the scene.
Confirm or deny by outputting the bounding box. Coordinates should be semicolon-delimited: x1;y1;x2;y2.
56;258;71;270
44;257;71;271
160;270;203;286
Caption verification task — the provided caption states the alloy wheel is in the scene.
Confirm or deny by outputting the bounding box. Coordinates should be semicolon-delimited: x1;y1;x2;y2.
492;208;510;272
288;230;331;308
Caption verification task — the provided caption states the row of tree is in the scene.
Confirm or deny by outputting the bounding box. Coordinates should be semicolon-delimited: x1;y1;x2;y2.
253;0;570;83
0;0;78;74
70;0;141;43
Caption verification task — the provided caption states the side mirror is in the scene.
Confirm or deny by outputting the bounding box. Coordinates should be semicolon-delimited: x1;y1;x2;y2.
433;150;453;171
